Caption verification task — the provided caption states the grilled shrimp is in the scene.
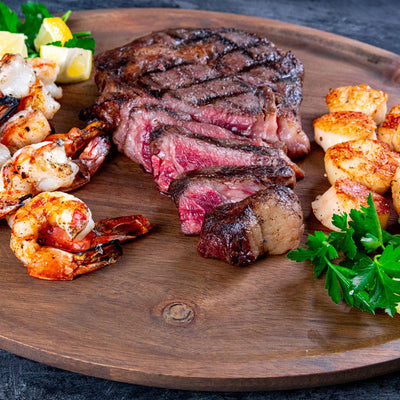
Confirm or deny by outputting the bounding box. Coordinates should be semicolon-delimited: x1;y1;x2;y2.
10;191;152;280
325;84;388;125
0;54;61;120
18;77;60;119
313;111;376;152
377;104;400;151
0;121;111;219
46;120;108;157
0;54;36;98
0;143;10;167
46;120;112;191
0;109;52;153
0;141;79;218
27;58;62;99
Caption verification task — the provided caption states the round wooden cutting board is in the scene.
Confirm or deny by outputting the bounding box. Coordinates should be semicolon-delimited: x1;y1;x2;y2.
1;8;400;392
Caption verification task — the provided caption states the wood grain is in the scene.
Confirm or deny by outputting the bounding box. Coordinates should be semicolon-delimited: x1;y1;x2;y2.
1;8;400;391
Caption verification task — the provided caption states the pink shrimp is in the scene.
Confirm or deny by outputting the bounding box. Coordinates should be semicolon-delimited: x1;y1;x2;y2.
10;191;152;280
0;120;111;219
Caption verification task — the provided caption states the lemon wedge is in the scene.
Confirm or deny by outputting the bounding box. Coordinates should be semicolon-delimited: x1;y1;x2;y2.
0;31;28;58
34;17;73;51
40;45;92;83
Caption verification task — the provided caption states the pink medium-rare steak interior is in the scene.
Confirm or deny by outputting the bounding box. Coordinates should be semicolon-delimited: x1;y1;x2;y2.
150;126;304;193
169;165;296;235
111;105;269;173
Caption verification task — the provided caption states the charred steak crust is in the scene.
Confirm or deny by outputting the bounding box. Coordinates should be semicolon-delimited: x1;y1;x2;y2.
89;27;310;159
198;185;304;266
168;165;297;236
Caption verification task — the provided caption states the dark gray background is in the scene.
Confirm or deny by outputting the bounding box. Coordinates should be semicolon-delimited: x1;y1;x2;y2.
2;0;400;399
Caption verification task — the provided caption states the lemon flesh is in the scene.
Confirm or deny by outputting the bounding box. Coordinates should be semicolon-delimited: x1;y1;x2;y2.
34;17;73;51
40;45;92;83
0;31;28;58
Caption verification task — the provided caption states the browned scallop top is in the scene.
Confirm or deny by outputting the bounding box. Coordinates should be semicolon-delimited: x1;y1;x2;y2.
381;104;400;129
325;84;388;113
313;111;376;135
334;178;390;214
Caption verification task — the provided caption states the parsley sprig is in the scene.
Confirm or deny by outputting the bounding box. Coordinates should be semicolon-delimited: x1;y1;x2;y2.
288;194;400;316
0;1;95;57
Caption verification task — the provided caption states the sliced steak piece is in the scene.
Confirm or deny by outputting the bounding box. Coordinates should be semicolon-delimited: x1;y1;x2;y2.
150;126;304;193
111;105;266;172
90;27;310;159
169;165;296;235
198;185;304;266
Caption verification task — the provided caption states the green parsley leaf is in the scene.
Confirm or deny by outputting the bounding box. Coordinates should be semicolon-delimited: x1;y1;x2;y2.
65;36;95;52
325;261;355;304
349;195;383;251
351;254;376;289
331;212;348;231
287;193;400;317
20;1;52;48
377;245;400;278
45;35;95;53
0;2;21;32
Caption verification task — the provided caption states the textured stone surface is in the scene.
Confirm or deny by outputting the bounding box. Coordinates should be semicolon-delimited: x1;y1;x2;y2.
2;1;400;399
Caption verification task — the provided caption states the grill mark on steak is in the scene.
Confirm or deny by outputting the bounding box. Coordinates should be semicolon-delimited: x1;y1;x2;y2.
197;184;304;265
134;42;288;94
168;77;252;107
170;165;296;197
169;165;296;235
138;62;220;92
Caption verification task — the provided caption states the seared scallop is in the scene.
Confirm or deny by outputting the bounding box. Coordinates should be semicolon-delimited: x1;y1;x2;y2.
312;178;390;231
324;139;400;194
313;111;376;151
391;167;400;216
325;84;388;125
378;104;400;151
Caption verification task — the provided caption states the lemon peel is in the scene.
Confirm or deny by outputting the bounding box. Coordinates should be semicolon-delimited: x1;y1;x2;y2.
34;17;73;51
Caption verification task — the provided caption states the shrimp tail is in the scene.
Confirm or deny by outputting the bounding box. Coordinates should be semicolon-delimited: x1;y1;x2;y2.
0;193;32;219
60;135;112;192
79;135;111;176
92;215;153;245
27;240;123;281
46;120;108;157
0;95;20;123
72;240;123;277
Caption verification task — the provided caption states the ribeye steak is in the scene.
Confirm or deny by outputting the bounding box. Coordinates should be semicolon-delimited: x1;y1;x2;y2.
87;27;310;160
